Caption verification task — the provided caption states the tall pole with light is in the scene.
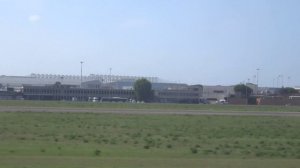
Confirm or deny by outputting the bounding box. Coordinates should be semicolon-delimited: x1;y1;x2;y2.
245;78;250;105
281;75;284;88
277;75;281;88
256;68;260;94
80;61;84;88
109;68;112;84
109;68;112;98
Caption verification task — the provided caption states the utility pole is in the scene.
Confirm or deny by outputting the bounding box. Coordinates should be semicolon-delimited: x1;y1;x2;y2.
256;68;260;94
109;68;112;83
245;81;248;104
277;75;281;88
281;75;284;88
80;61;84;88
60;76;64;84
109;68;112;98
245;78;250;104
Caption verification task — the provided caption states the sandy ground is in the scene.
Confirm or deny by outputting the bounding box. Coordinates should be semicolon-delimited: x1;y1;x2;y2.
0;106;300;117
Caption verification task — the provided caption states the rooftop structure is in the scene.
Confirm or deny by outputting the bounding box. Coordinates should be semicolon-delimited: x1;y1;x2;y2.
0;73;159;87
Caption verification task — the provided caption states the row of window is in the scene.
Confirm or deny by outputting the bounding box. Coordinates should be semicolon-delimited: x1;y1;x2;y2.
158;92;199;97
24;88;134;96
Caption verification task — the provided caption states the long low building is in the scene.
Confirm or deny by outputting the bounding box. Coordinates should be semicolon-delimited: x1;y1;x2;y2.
202;83;258;103
155;85;203;103
0;73;203;103
21;82;203;103
0;74;159;87
23;83;135;101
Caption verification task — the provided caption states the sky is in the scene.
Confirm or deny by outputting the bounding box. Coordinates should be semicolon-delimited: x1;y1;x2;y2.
0;0;299;87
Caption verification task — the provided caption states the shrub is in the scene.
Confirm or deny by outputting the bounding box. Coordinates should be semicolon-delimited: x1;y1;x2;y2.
94;149;101;156
223;150;231;155
190;147;198;154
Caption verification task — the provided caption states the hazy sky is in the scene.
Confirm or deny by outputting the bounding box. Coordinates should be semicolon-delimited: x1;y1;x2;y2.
0;0;299;87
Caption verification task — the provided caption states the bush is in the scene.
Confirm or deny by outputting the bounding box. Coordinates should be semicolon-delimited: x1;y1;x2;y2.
94;149;101;156
190;147;198;154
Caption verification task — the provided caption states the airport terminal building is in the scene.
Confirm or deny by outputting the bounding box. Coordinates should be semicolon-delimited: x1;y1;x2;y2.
0;74;203;103
22;82;203;103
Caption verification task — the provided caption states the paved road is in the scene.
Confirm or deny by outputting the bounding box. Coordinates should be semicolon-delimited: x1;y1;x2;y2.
0;106;300;117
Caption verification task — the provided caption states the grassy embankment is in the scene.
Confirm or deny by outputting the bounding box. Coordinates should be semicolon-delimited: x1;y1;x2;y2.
0;108;299;168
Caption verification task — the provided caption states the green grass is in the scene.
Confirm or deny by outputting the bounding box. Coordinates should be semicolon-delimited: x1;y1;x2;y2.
0;157;299;168
0;111;299;167
1;100;300;112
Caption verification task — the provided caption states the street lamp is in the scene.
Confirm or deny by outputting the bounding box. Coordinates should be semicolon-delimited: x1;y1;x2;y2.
109;68;112;98
256;68;260;94
277;75;281;88
253;75;256;84
287;76;291;87
109;68;112;83
60;76;64;84
80;61;84;87
281;75;284;88
245;79;250;105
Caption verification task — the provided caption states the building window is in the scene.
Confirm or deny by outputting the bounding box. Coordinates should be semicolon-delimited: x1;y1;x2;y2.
213;90;224;93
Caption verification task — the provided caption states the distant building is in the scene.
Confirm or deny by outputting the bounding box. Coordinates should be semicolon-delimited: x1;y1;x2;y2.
246;83;258;94
294;86;300;93
0;73;204;103
0;73;159;87
154;85;203;103
21;79;203;103
22;83;135;101
202;85;235;103
0;73;267;104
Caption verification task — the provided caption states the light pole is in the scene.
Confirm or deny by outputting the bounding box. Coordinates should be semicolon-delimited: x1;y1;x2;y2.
281;75;284;88
245;79;250;105
256;68;260;94
253;75;256;84
277;75;281;88
109;68;112;83
60;76;64;84
80;61;84;88
109;68;112;98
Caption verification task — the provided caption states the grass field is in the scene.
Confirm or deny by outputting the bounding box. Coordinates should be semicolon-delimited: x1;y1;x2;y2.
1;100;300;112
0;108;300;168
1;157;299;168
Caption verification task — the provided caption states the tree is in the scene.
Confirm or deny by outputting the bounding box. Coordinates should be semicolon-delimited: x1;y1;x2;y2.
134;78;153;102
234;84;253;98
279;87;298;95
